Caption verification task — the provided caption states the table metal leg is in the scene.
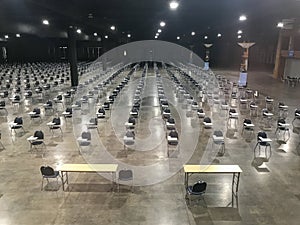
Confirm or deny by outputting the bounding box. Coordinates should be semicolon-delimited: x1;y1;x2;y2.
184;172;189;189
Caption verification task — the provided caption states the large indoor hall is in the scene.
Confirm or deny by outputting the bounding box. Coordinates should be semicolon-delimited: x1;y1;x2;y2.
0;0;300;225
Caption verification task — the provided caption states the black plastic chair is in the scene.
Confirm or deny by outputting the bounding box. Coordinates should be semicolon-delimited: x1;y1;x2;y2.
40;166;60;191
30;130;45;149
118;169;134;192
254;131;272;159
186;181;207;205
10;117;24;134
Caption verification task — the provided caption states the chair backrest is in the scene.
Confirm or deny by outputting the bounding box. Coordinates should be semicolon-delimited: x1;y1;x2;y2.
57;95;62;100
14;117;23;124
257;131;267;140
98;108;105;114
82;131;91;140
119;169;133;180
126;130;135;138
244;119;252;124
204;117;211;123
128;117;135;124
277;118;285;125
34;130;44;139
33;108;41;114
214;130;223;137
198;109;204;113
90;118;97;125
168;117;175;124
229;108;236;113
47;100;53;106
169;130;178;138
192;181;207;193
66;108;72;114
40;166;55;176
295;109;300;115
53;117;61;125
164;108;170;113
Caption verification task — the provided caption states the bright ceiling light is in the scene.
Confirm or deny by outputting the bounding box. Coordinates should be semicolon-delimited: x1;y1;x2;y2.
93;32;98;36
160;21;166;27
156;33;159;36
191;31;195;36
169;1;179;10
158;29;162;33
177;36;180;40
155;36;158;39
238;35;242;39
76;29;82;34
42;19;49;25
4;35;9;39
127;34;131;38
110;25;116;31
204;36;208;39
16;34;21;38
105;35;108;39
277;22;284;28
237;30;243;34
217;33;222;37
239;15;247;21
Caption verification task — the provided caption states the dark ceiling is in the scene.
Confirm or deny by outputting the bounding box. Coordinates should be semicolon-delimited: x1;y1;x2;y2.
0;0;300;43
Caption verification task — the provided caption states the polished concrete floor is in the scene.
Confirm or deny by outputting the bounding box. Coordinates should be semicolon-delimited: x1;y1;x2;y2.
0;66;300;225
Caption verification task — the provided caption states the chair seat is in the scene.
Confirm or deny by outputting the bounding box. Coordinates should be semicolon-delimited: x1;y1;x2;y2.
43;171;59;178
32;141;44;145
187;186;205;195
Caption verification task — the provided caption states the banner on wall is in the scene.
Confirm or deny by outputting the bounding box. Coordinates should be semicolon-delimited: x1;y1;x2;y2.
1;47;7;60
238;72;247;87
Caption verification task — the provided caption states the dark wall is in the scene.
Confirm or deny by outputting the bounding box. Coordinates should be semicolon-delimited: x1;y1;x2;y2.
0;35;278;71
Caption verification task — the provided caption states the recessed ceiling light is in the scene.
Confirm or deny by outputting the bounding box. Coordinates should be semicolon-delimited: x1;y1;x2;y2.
237;30;243;34
156;33;159;36
158;29;162;33
105;35;108;39
127;34;131;38
110;25;116;31
155;36;158;39
4;35;9;39
76;29;82;34
217;33;222;37
42;19;49;25
204;36;208;39
177;36;180;40
277;22;284;28
239;15;247;21
169;1;179;10
93;32;98;36
238;35;242;39
160;21;166;27
191;31;195;36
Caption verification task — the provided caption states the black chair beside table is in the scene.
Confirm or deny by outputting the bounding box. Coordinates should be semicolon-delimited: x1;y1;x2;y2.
185;181;207;205
40;166;61;191
118;169;134;192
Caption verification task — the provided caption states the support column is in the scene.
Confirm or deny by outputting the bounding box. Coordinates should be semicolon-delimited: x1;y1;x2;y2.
273;30;283;79
68;26;78;87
